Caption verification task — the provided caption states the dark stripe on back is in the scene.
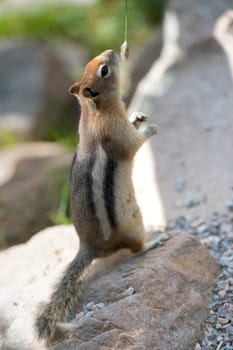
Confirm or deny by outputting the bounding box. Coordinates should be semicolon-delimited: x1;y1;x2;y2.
104;159;117;228
69;152;77;182
86;152;97;219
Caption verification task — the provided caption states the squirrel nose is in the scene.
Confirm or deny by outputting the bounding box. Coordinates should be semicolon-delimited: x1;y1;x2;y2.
103;49;114;58
101;49;119;65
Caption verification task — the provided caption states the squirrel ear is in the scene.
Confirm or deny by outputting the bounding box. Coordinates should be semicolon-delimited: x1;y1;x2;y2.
69;82;80;95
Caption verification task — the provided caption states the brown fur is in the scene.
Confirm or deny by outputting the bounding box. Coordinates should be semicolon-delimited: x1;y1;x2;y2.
35;50;158;345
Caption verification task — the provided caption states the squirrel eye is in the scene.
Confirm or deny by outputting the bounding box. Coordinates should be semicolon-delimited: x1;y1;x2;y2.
101;65;108;77
97;64;111;78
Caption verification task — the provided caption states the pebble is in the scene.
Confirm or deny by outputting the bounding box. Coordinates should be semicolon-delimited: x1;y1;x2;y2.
190;218;205;229
167;209;233;350
85;311;94;318
83;301;106;315
225;200;233;212
184;198;200;208
123;286;135;297
176;179;186;193
197;224;209;234
96;302;105;309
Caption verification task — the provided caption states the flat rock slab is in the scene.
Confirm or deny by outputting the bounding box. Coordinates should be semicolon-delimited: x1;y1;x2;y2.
132;39;233;228
151;40;233;222
0;226;219;349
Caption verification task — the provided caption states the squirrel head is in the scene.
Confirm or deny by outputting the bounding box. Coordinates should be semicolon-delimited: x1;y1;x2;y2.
69;50;120;110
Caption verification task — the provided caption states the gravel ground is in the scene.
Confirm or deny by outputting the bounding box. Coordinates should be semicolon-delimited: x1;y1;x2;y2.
167;207;233;350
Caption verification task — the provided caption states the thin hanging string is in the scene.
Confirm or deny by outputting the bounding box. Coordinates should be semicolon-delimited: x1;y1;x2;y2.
120;0;129;61
124;0;128;44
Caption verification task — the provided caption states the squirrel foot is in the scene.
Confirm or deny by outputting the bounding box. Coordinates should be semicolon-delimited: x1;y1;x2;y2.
143;233;171;252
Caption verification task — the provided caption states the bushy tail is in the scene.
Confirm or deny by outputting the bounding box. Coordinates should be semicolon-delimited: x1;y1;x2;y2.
35;245;94;343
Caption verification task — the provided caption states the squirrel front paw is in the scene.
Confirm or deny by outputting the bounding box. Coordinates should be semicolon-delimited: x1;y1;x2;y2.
141;124;158;138
129;112;149;129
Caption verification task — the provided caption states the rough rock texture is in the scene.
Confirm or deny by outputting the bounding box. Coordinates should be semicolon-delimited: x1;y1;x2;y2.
0;40;83;139
0;226;219;349
0;143;72;246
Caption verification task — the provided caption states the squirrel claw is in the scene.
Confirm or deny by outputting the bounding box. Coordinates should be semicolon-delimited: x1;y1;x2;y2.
129;112;149;128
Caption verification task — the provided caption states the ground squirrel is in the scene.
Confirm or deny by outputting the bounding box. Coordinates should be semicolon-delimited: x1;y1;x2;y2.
35;49;169;344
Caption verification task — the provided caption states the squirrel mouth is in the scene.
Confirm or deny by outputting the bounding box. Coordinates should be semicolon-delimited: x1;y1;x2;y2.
83;87;100;98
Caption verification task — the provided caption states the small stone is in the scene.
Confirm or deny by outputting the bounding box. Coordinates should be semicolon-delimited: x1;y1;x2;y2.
225;200;233;212
184;198;200;208
175;179;186;193
218;306;227;318
219;222;232;235
123;286;135;297
220;257;233;269
216;323;223;329
195;343;201;350
226;325;233;335
201;236;215;247
218;289;227;298
207;333;217;341
86;301;95;310
85;311;94;318
190;218;205;229
84;301;99;314
96;302;105;310
217;335;223;342
197;224;209;234
218;317;229;325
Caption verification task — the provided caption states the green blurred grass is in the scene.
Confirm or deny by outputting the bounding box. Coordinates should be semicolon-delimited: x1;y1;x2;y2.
0;0;165;57
0;131;20;148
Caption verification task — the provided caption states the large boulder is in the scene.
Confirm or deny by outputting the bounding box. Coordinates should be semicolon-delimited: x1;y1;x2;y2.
130;7;233;229
0;143;73;247
0;226;219;349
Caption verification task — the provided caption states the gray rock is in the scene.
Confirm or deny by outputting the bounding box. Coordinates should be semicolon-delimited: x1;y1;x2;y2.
0;230;219;349
122;286;135;297
197;224;209;234
166;0;232;50
95;303;105;310
0;40;85;139
0;142;72;246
